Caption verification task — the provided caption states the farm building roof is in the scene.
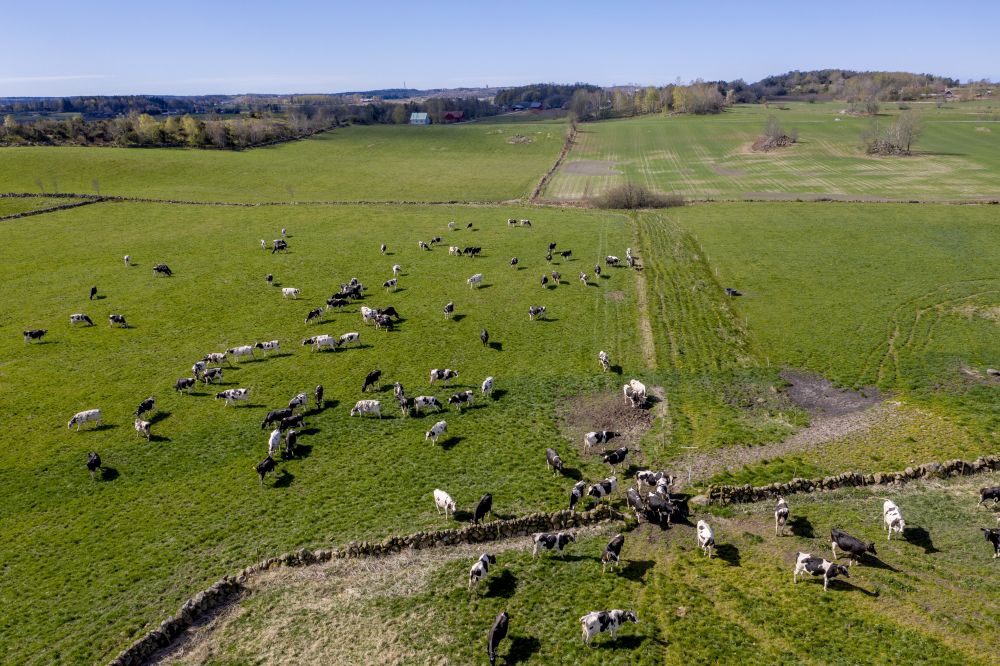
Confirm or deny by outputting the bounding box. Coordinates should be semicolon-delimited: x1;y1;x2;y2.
409;112;429;121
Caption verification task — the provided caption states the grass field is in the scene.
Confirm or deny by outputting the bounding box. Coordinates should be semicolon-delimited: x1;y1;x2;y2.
0;120;566;203
0;196;76;217
0;201;642;664
544;102;1000;201
164;473;1000;665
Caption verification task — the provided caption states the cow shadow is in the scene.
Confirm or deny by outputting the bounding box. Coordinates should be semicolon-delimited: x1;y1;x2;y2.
92;295;107;300
609;365;623;375
99;466;120;481
477;284;494;290
505;635;541;665
273;469;295;488
491;389;508;401
515;266;526;271
452;314;467;322
241;403;267;409
553;553;599;563
545;284;557;290
29;340;58;345
285;443;313;459
453;509;474;522
619;559;654;583
833;579;879;597
715;544;741;566
857;554;899;572
90;423;118;432
586;282;599;288
267;352;295;359
440;436;464;450
537;317;559;323
789;516;815;538
904;526;938;554
148;434;170;443
485;570;517;598
297;427;320;437
560;467;583;481
488;341;503;351
598;634;649;650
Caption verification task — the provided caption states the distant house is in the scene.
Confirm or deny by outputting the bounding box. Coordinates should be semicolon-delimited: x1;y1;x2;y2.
443;111;465;123
512;101;543;112
409;112;430;125
529;101;543;111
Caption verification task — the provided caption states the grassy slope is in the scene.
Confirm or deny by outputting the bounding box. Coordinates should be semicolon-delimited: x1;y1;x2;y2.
0;202;640;664
0;196;74;217
544;102;1000;201
0;121;566;202
168;474;1000;665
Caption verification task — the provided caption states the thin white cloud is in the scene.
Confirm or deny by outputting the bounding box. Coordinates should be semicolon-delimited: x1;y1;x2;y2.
0;74;110;84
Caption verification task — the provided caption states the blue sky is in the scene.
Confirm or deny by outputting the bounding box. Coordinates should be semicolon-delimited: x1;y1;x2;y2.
2;0;996;96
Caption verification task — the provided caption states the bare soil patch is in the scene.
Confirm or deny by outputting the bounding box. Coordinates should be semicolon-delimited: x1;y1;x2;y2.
604;289;625;302
779;369;881;417
711;166;747;177
557;389;657;454
562;160;621;176
506;134;533;145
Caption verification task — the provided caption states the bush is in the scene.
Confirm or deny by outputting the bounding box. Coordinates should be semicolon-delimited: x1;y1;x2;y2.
593;183;684;209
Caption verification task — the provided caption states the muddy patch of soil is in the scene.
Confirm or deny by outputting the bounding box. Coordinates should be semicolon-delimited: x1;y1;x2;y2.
780;369;881;417
562;160;621;176
605;290;625;302
557;389;657;456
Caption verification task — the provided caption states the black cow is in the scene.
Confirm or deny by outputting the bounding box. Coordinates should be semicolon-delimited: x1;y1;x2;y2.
279;413;305;430
541;274;548;286
532;531;575;557
153;263;172;276
645;492;677;526
982;528;1000;558
830;528;877;562
548;242;557;252
255;455;276;485
23;329;47;342
283;429;298;459
560;250;572;259
89;286;97;300
261;408;293;430
569;480;587;511
979;486;1000;506
377;306;400;320
314;384;324;409
594;264;602;277
266;273;273;285
545;447;563;475
135;397;155;419
480;329;489;346
326;297;349;309
87;452;102;480
362;369;382;392
474;493;493;524
174;377;196;393
602;534;625;573
545;252;552;263
487;611;509;666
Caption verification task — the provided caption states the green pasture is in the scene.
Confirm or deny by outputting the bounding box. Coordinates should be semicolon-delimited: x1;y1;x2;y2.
0;120;566;203
0;196;73;217
545;102;1000;201
0;202;640;664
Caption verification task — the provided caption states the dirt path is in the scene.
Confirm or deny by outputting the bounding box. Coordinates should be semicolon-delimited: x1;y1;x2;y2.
529;124;578;202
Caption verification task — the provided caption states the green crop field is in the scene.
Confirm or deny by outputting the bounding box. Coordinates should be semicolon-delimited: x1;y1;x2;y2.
0;120;566;203
544;102;1000;202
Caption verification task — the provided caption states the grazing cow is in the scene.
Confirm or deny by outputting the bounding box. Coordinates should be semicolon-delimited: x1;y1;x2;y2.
280;413;305;430
23;329;47;342
281;228;287;237
646;492;677;526
532;531;575;557
433;489;457;519
288;393;308;412
215;388;250;406
425;420;448;445
697;520;715;558
569;480;587;511
775;497;790;536
725;287;743;297
418;240;429;250
551;271;561;283
350;399;381;418
255;455;276;486
281;287;300;299
124;254;131;266
87;452;102;480
510;257;518;268
602;534;625;573
135;397;155;420
392;264;402;276
204;352;229;366
979;486;1000;506
605;255;620;266
507;218;517;227
467;273;483;288
429;368;459;384
468;553;496;592
383;278;398;292
626;487;646;522
443;301;455;319
68;409;102;430
134;418;151;440
594;264;602;278
883;500;906;540
271;239;288;254
303;335;336;351
579;272;588;285
261;408;293;430
339;331;360;346
266;273;273;285
480;329;489;346
448;390;473;411
108;314;127;328
982;528;1000;558
397;394;410;416
794;552;850;591
623;379;646;408
545;252;552;263
393;382;405;400
305;307;324;324
260;239;267;250
201;367;223;383
540;274;548;287
603;446;629;471
413;396;443;413
583;431;618;448
267;428;282;457
449;246;461;256
362;369;382;392
153;263;172;277
192;361;206;378
487;611;509;666
89;286;97;300
69;314;94;326
227;345;255;362
377;306;400;320
636;470;672;492
282;428;297;457
314;384;324;409
474;493;493;524
254;340;280;356
580;610;638;646
598;351;610;372
520;219;531;227
560;250;572;259
547;242;557;252
654;477;671;499
545;447;563;475
373;313;393;330
588;476;618;501
481;376;494;397
528;305;546;320
174;377;196;393
380;243;387;254
830;528;877;562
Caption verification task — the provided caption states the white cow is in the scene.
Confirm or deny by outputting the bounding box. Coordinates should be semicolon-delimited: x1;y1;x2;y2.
268;428;282;457
281;287;300;299
227;345;255;362
425;420;448;444
481;376;494;396
392;264;402;275
697;520;715;558
134;418;151;440
360;306;375;324
449;246;461;255
124;254;131;266
68;409;102;430
598;351;610;372
433;489;457;519
467;273;483;288
350;400;381;418
883;500;906;540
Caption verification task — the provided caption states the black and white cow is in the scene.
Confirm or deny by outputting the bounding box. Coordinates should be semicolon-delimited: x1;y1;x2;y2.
601;534;625;573
134;418;151;440
569;480;587;511
124;254;131;266
23;329;47;342
589;476;618;501
527;305;546;320
314;384;324;409
425;420;448;445
268;428;283;458
87;452;102;480
603;446;628;471
377;306;400;320
265;273;273;285
393;382;405;400
288;392;308;412
215;388;250;406
626;487;646;522
380;243;387;254
283;429;298;459
448;390;474;411
645;492;677;526
272;239;288;254
362;369;382;393
373;314;393;330
560;250;572;259
135;397;155;420
227;345;255;362
254;340;280;356
794;552;850;591
429;368;459;384
443;301;455;319
775;497;790;536
153;263;173;277
305;307;324;324
108;314;127;328
69;314;94;326
201;367;223;384
509;257;518;268
696;520;715;558
255;455;276;486
413;395;443;413
532;531;576;558
545;252;552;264
68;409;102;430
480;329;489;347
579;272;588;285
979;486;1000;507
261;408;293;430
468;553;496;592
725;287;743;297
540;274;548;287
594;264;601;277
583;431;618;448
580;609;638;646
605;255;620;266
635;470;671;492
474;493;493;524
192;361;206;378
551;271;561;283
383;278;398;292
520;219;531;227
339;332;360;347
280;413;305;431
548;242;557;252
174;377;196;393
487;611;509;666
545;448;563;475
481;376;494;397
204;352;229;366
982;528;1000;558
830;528;876;562
467;273;483;289
326;297;349;310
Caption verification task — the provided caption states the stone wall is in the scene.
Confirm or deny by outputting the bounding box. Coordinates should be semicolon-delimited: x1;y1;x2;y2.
707;454;1000;505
